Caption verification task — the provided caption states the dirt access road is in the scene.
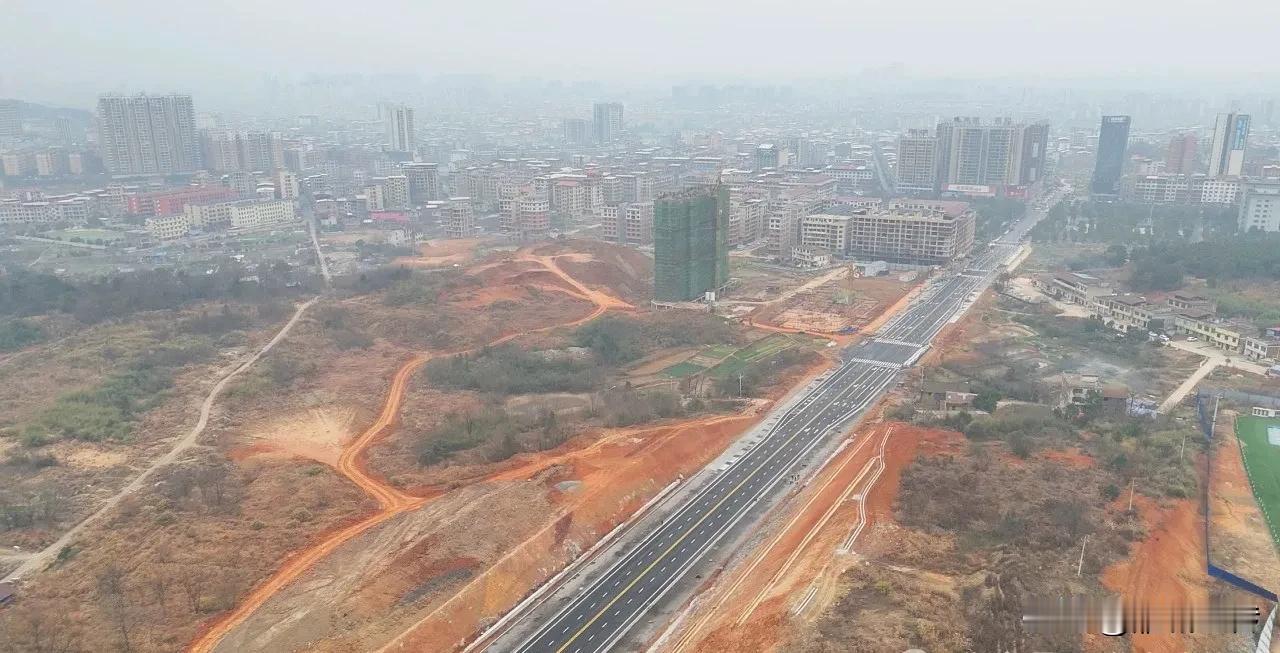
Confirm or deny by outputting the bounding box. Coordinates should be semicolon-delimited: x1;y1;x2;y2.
3;296;320;584
188;255;632;653
665;423;894;653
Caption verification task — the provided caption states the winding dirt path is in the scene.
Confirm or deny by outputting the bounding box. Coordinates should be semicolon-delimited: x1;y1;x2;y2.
4;296;320;584
188;258;628;653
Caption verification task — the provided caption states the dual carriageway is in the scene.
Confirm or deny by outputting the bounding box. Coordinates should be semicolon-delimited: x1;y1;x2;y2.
505;196;1059;653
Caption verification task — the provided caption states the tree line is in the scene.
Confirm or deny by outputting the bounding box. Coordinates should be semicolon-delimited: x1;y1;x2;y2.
0;259;315;324
1128;233;1280;291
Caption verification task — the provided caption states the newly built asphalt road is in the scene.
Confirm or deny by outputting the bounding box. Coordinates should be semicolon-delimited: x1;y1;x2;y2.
507;193;1061;653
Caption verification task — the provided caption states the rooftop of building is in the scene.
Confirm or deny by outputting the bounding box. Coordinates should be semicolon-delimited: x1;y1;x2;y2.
1177;309;1216;321
1101;384;1131;400
657;185;722;201
1102;294;1151;307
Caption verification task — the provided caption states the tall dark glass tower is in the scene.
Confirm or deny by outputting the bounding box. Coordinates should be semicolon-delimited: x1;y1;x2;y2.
1090;115;1131;196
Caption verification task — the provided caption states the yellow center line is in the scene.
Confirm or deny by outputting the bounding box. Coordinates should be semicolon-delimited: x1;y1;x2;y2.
552;370;871;653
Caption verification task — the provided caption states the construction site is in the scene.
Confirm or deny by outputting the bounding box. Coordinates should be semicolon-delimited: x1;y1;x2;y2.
0;237;849;653
6;229;1279;653
724;262;921;336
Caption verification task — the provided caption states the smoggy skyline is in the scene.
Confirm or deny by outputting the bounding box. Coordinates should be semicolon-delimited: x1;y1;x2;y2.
5;0;1280;108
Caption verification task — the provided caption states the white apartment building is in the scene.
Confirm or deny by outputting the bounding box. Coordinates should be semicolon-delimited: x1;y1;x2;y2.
895;129;938;193
827;164;875;192
1199;177;1242;204
381;175;410;210
799;213;853;253
727;196;766;247
0;195;97;224
146;213;193;240
446;197;474;238
97;94;201;176
276;170;300;200
1239;181;1280;232
500;185;551;239
229;199;294;230
1244;335;1280;362
53;197;91;223
790;246;832;268
183;198;294;232
842;202;976;264
598;201;653;245
1130;175;1192;204
404;163;439;204
185;201;233;229
364;184;386;212
383;104;415;152
551;180;590;221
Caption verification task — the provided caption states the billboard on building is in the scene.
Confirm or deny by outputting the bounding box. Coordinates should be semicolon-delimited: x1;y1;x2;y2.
945;183;996;197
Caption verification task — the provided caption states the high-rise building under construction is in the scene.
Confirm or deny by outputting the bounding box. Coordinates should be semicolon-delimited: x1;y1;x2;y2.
654;185;729;302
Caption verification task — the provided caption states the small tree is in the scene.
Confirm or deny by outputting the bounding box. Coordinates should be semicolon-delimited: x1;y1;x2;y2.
974;389;1002;413
1104;243;1129;267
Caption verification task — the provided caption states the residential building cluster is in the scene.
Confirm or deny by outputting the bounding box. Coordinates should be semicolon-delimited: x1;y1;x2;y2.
146;198;296;240
1033;273;1280;362
894;117;1050;196
1097;111;1280;231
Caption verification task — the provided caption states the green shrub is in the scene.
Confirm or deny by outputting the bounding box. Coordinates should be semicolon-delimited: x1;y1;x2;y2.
3;451;57;469
21;340;211;444
595;390;685;427
427;344;604;395
330;328;374;350
179;306;250;335
0;318;45;351
574;314;741;365
266;355;315;386
416;406;573;467
417;409;523;465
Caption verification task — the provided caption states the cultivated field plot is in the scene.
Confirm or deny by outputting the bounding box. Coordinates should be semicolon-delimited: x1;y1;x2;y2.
706;334;800;378
659;334;811;380
662;361;706;378
1236;416;1280;550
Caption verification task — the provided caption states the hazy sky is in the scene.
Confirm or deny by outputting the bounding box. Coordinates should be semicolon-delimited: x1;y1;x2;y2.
4;0;1279;107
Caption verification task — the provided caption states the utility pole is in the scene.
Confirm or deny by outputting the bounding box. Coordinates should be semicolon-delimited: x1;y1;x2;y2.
1128;478;1136;512
1077;535;1089;577
738;372;744;397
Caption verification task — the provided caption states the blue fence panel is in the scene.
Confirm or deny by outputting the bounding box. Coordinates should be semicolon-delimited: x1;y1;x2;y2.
1208;564;1279;603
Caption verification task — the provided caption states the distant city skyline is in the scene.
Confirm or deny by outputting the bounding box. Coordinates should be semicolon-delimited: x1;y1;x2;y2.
5;0;1280;109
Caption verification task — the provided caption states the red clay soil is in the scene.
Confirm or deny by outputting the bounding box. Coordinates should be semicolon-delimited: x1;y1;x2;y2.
678;422;965;653
864;423;965;519
373;414;763;653
1040;447;1097;470
557;258;651;303
188;256;628;653
1208;412;1280;591
371;360;837;652
391;238;500;268
919;293;995;367
1097;496;1207;653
